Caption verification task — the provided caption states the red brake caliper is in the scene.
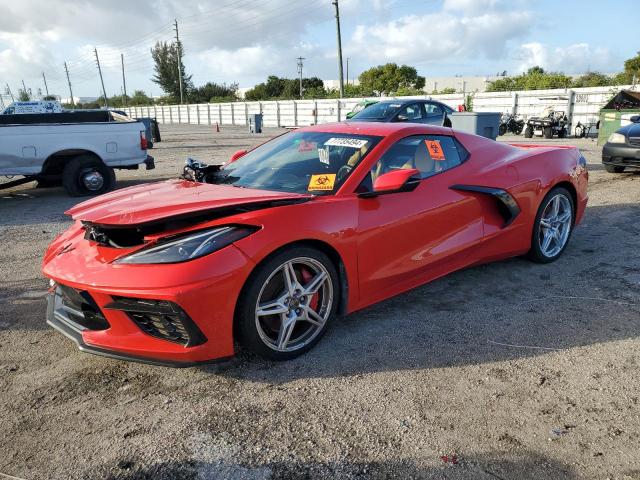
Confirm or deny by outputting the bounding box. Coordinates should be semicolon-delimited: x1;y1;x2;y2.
300;267;320;310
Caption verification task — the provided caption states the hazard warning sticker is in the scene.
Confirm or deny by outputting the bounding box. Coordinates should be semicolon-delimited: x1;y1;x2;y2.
425;140;445;160
308;174;336;191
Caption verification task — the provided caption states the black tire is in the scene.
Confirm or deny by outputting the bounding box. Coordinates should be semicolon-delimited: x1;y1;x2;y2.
514;124;524;135
543;126;553;139
604;164;625;173
524;126;534;138
528;187;575;264
558;128;567;139
498;124;507;136
235;246;340;361
62;155;116;197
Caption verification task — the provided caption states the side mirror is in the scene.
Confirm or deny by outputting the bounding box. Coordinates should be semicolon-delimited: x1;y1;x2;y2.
360;168;421;198
631;115;640;123
395;115;409;122
229;149;248;163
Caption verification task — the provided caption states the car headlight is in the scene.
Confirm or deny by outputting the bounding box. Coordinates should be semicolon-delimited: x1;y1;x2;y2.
608;132;626;144
114;226;256;264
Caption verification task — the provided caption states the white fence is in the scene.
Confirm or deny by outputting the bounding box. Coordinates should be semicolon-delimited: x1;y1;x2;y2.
122;85;635;130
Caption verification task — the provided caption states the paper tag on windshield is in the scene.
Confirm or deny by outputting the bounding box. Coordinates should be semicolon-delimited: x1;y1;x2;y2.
324;137;368;149
308;174;336;191
318;147;330;165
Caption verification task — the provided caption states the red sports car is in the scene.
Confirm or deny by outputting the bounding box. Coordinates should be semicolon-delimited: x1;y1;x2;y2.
43;122;588;366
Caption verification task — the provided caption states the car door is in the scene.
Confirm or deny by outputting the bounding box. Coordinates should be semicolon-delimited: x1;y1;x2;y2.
393;103;424;123
355;134;484;305
423;102;446;125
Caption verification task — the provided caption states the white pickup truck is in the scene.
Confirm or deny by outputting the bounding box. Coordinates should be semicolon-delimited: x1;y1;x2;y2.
0;110;154;196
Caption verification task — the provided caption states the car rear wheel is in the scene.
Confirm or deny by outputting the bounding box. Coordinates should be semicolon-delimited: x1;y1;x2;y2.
604;165;625;173
62;155;115;197
524;126;533;138
236;246;339;360
528;187;574;263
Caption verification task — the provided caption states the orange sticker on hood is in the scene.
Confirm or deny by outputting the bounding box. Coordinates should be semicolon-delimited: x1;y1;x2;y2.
425;140;445;160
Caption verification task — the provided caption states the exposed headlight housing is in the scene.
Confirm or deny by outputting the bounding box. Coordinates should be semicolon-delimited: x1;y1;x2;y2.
114;226;257;264
608;132;626;144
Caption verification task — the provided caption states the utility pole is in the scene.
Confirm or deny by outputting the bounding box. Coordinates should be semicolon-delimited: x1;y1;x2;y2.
6;83;15;102
121;53;128;106
174;19;184;104
297;57;305;99
332;0;345;98
346;57;349;86
64;62;75;106
42;72;49;96
94;47;108;108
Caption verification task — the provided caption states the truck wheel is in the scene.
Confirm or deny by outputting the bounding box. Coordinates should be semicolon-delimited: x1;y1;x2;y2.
524;126;533;138
62;155;116;197
543;126;553;139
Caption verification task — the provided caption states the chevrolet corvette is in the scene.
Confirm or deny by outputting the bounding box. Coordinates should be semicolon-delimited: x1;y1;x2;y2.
43;122;588;366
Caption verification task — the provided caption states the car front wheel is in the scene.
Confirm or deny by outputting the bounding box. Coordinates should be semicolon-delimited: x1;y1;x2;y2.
528;187;574;263
236;246;339;360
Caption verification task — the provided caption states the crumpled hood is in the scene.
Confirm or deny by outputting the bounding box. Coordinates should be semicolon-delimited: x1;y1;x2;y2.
66;179;312;225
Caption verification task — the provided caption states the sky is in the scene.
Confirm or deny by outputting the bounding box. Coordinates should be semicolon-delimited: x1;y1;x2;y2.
0;0;637;100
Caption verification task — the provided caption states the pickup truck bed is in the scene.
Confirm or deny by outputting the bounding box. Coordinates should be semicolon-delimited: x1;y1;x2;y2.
0;113;153;196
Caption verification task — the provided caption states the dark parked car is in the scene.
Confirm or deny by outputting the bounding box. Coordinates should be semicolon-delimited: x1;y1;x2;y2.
349;99;454;126
602;115;640;173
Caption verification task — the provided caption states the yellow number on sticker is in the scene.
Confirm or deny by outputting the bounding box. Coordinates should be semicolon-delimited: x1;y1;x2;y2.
308;174;336;191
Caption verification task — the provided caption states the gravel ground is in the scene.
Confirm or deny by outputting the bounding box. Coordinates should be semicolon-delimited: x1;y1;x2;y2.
1;124;639;480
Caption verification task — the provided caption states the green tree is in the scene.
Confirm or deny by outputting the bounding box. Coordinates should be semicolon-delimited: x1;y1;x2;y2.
190;82;238;103
487;66;572;91
571;71;612;88
244;76;326;100
151;41;193;101
358;63;425;96
611;51;640;84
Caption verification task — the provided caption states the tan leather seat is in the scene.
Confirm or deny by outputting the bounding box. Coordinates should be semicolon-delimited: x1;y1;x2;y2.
401;143;435;175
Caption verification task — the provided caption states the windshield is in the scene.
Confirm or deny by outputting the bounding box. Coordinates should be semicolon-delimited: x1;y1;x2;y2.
351;102;402;120
213;131;382;195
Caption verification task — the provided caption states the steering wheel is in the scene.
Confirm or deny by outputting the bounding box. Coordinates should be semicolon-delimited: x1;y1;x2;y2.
336;164;353;183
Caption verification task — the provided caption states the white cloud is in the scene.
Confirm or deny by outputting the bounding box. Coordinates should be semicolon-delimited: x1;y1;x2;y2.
349;10;533;65
517;42;619;74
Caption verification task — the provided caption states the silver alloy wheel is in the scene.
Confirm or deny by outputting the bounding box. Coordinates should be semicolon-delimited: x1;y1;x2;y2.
538;193;572;258
255;257;333;352
81;168;105;191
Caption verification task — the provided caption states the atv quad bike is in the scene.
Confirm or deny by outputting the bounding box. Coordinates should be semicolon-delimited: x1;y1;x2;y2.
524;107;569;139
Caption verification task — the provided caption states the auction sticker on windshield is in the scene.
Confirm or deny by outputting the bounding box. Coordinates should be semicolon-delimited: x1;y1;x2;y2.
324;138;369;149
308;174;336;191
